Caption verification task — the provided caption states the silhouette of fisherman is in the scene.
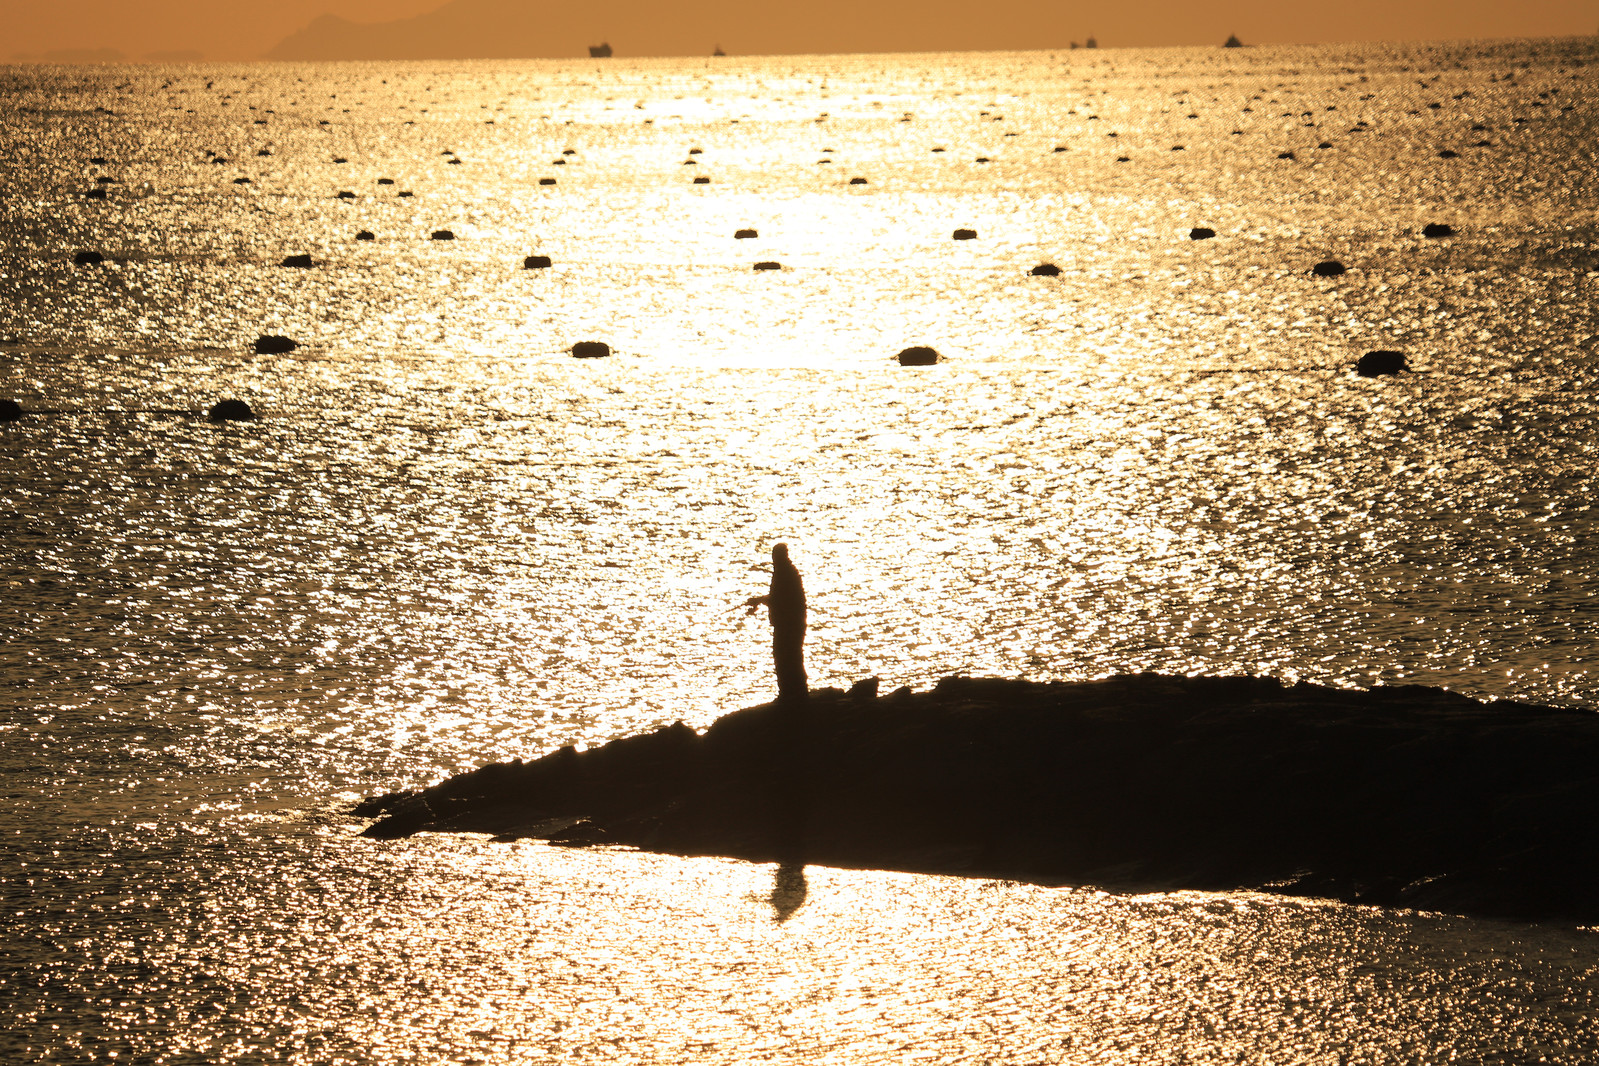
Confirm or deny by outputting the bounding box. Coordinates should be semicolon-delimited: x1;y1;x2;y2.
745;542;807;701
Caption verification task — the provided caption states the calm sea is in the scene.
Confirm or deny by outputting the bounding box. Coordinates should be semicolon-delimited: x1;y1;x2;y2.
4;37;1599;1063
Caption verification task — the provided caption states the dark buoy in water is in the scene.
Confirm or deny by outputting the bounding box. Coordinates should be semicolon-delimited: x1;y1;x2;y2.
1190;227;1217;240
524;255;552;269
1356;350;1407;377
952;229;977;240
0;399;22;422
1423;223;1454;238
254;335;298;354
571;341;610;358
1313;260;1347;277
1030;263;1062;276
431;230;455;240
896;346;940;366
753;261;781;271
355;230;375;241
209;399;255;421
281;254;314;268
73;250;105;265
734;228;758;239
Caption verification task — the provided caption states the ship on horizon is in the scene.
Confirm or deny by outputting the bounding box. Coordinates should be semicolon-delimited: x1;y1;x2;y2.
588;42;612;58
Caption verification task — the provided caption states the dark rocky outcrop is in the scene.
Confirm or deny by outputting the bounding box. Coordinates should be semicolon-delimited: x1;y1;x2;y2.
353;673;1599;924
570;341;610;358
208;399;255;421
896;346;940;365
1357;350;1407;376
1313;260;1347;277
1029;263;1062;276
524;255;553;269
0;399;22;422
1190;227;1217;240
73;251;105;265
281;254;314;268
254;335;298;354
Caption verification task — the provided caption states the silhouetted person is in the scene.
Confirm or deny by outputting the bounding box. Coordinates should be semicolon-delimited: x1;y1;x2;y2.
746;542;807;701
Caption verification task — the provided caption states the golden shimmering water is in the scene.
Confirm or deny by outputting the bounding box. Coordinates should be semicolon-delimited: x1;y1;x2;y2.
4;37;1599;1062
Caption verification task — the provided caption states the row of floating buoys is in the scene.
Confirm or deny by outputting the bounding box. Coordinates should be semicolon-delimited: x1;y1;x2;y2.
0;397;254;422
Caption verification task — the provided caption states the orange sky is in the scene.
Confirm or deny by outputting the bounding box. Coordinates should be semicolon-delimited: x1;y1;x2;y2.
9;0;1598;61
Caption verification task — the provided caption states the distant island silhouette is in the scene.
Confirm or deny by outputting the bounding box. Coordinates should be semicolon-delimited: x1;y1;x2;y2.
265;0;1076;60
356;673;1599;925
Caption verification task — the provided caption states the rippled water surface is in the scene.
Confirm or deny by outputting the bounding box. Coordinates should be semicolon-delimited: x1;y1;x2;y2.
4;38;1599;1063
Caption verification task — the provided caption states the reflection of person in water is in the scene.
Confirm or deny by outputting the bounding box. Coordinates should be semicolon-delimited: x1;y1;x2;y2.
745;542;807;701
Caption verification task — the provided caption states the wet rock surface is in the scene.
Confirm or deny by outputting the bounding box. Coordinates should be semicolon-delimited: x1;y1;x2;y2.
353;673;1599;923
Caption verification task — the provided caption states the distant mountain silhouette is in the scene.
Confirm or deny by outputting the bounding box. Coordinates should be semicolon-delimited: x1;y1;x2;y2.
266;0;1070;60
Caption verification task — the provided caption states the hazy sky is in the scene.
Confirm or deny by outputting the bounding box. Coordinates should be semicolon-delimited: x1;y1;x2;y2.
9;0;1598;61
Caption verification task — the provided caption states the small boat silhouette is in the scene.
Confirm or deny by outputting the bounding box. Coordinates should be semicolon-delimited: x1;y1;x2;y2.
1224;33;1243;47
712;44;726;56
588;42;612;58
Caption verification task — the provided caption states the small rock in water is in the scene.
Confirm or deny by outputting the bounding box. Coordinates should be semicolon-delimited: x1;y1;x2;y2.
0;399;22;422
73;250;105;265
1356;351;1407;377
571;341;610;358
524;255;552;269
753;261;782;271
431;230;455;240
1190;227;1217;240
209;399;255;421
848;676;880;701
1423;222;1454;238
1030;263;1062;276
952;229;977;240
896;346;940;366
1312;260;1347;277
734;228;758;239
254;335;298;354
355;230;376;241
280;254;314;268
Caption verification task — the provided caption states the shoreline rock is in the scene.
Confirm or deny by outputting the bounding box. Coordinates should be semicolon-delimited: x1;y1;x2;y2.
353;673;1599;924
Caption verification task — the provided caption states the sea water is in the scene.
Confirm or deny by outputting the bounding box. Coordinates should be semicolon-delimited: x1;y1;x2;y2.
3;38;1599;1063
